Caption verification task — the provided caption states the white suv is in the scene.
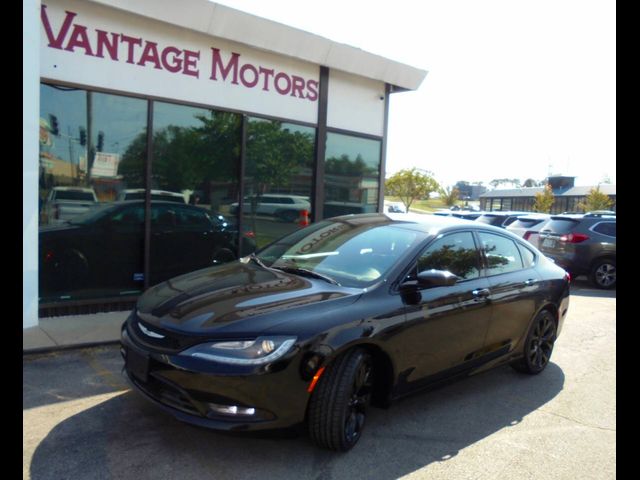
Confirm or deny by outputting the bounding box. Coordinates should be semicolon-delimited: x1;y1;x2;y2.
231;194;311;222
43;186;98;224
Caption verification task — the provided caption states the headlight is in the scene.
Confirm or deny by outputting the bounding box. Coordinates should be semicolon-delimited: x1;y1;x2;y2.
180;336;297;365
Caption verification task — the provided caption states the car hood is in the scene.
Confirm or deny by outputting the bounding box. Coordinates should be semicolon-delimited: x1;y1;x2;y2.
39;222;83;234
136;260;362;334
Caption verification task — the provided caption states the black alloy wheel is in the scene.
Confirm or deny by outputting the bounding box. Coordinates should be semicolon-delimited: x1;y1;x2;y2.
308;348;373;451
590;258;616;289
512;310;557;375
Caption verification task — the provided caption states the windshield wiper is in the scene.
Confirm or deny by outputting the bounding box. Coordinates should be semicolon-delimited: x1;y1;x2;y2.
248;253;269;269
272;265;341;286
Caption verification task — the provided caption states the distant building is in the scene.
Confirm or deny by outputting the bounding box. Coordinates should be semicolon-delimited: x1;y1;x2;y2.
455;181;487;200
479;176;616;213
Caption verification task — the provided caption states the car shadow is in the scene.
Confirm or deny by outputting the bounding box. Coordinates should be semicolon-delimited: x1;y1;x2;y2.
29;363;564;480
570;278;616;299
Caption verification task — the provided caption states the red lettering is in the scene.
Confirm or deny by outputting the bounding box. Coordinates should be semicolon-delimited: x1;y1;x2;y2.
240;64;259;88
160;46;182;73
120;34;142;64
40;6;76;49
64;25;94;56
291;75;305;98
137;41;162;69
95;30;119;60
183;50;200;78
306;80;319;101
210;48;239;84
274;72;292;95
258;67;274;91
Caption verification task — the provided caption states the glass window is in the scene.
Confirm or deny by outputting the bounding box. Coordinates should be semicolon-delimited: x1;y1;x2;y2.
593;222;616;237
517;243;536;268
478;232;524;276
416;232;480;280
150;103;242;285
323;133;381;218
39;84;147;303
242;118;315;249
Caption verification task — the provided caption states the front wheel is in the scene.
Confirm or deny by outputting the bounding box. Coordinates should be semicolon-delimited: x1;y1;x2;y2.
307;348;373;451
511;310;557;375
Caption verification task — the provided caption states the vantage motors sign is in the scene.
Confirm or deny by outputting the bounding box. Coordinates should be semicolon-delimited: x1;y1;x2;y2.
39;0;319;123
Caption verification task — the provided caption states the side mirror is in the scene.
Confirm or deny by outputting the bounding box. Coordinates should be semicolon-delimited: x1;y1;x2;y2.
401;269;460;289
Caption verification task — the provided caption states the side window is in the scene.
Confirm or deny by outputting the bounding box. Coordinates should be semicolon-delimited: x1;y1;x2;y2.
109;205;144;226
593;222;616;237
517;243;536;269
416;232;480;280
174;207;210;229
478;232;524;276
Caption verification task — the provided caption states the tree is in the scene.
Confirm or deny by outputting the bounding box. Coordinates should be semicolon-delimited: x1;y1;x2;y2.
523;178;542;188
577;186;613;212
440;186;460;207
385;168;440;211
533;184;554;213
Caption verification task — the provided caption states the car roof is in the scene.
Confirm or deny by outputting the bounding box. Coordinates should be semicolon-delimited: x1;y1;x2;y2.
327;212;517;237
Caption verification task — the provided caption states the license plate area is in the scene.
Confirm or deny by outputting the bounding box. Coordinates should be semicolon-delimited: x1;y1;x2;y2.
541;237;556;248
127;347;149;382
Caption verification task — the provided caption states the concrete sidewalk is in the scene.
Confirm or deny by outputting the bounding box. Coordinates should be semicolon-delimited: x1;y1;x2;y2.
23;311;130;353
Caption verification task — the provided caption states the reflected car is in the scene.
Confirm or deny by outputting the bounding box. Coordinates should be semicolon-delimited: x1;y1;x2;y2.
43;186;99;224
230;194;311;222
506;213;551;248
39;201;255;299
116;189;187;203
121;213;570;451
476;211;529;228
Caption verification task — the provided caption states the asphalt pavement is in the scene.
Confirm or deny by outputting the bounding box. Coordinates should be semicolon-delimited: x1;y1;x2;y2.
22;279;616;480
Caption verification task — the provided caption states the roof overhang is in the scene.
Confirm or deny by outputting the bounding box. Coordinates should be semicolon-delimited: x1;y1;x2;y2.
86;0;428;91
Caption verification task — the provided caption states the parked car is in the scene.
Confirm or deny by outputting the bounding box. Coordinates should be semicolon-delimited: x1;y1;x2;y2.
230;194;311;222
476;211;528;228
538;212;616;289
384;201;407;213
451;211;484;220
43;186;99;224
121;212;570;451
117;189;186;203
39;201;256;298
506;213;552;248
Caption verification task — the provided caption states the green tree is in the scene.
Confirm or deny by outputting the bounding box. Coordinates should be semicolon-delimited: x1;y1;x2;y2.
385;168;440;211
440;186;460;207
577;186;614;212
533;184;555;213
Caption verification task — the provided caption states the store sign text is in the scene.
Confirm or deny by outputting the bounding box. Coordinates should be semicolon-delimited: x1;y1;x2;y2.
40;5;318;102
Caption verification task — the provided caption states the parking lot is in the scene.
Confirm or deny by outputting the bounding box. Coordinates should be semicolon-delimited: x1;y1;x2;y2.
23;279;615;480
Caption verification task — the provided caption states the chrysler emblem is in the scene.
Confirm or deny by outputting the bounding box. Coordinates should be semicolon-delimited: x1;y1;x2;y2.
138;323;165;339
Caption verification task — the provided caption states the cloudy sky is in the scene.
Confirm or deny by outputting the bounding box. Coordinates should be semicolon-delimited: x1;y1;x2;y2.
213;0;615;187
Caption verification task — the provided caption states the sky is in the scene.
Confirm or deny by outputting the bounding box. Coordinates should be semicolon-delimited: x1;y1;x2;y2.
212;0;615;188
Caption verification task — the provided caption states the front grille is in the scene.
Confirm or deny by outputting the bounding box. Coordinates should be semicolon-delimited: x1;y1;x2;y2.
130;371;203;417
128;313;204;353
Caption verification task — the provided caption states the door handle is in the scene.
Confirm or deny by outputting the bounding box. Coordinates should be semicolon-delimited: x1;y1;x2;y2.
472;288;490;298
523;279;536;286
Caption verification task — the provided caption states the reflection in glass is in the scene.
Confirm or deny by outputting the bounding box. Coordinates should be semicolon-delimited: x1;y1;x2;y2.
241;118;315;249
39;85;147;302
417;232;480;280
323;133;381;218
478;232;523;276
148;103;245;285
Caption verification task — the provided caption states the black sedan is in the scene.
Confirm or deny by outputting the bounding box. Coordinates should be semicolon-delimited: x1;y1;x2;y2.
39;201;255;300
121;213;570;451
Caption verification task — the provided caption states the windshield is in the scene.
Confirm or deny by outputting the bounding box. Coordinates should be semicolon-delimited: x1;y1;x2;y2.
55;190;96;201
256;220;421;288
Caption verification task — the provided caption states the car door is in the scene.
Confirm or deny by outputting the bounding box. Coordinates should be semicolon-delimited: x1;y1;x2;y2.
395;230;493;391
476;231;542;354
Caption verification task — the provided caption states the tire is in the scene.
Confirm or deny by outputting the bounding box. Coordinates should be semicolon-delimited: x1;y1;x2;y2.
308;348;373;452
589;258;616;289
511;310;557;375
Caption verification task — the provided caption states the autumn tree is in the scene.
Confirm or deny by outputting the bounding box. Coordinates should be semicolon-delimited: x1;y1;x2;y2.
385;168;440;211
533;184;555;213
577;186;614;212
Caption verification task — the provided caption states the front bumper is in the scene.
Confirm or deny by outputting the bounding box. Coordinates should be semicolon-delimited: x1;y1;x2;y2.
120;325;311;432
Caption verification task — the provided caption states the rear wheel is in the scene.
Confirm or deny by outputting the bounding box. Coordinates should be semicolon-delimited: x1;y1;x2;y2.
308;348;373;451
511;310;556;375
590;258;616;289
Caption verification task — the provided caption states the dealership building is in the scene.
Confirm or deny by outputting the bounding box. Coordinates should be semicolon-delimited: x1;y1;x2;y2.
23;0;427;328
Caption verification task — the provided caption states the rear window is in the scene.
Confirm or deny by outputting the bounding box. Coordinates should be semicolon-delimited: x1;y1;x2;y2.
476;214;503;226
54;190;95;201
542;217;581;234
592;222;616;237
510;218;544;229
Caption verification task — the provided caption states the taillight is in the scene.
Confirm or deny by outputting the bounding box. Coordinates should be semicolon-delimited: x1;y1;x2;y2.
560;233;590;243
243;231;255;238
523;231;534;241
565;271;571;283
